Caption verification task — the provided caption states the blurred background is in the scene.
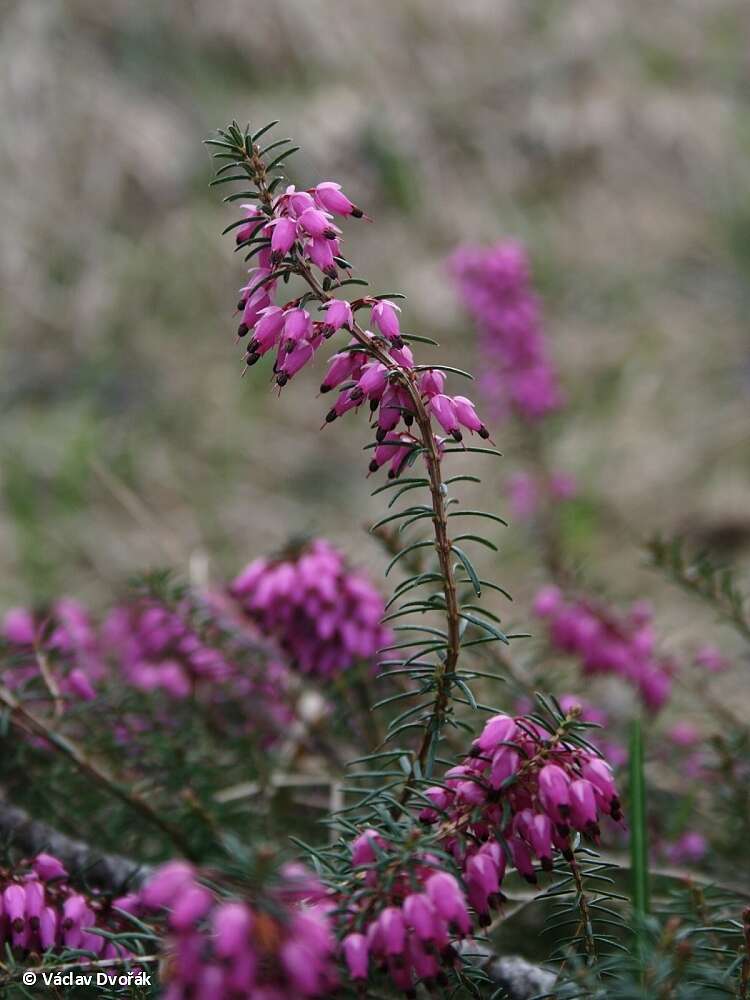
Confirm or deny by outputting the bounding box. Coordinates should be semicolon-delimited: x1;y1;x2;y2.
2;0;749;640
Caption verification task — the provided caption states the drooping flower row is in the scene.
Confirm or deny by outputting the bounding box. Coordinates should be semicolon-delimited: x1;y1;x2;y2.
331;711;621;994
0;852;135;964
137;860;338;999
340;830;472;994
532;586;674;711
417;712;622;924
450;241;563;424
225;168;491;477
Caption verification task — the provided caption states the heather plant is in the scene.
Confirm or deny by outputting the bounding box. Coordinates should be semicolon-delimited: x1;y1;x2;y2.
0;119;747;1000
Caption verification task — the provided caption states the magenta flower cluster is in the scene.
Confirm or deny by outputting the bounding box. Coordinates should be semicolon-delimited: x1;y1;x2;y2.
419;713;622;917
138;860;338;999
102;596;295;744
341;833;471;994
334;712;621;995
229;539;391;678
450;241;563;423
102;599;235;697
2;599;105;703
0;853;134;963
533;586;674;711
230;181;490;478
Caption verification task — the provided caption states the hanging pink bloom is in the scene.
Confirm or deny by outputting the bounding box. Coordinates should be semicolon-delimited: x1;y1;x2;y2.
297;207;340;240
313;181;364;218
320;347;365;392
428;394;461;440
370;299;402;342
305;236;338;277
320;298;353;334
267;216;298;262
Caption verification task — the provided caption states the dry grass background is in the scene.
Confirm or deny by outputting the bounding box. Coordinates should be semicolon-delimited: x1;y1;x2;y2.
1;0;749;672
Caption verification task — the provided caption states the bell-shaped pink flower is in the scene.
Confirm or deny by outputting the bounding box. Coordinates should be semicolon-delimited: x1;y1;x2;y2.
267;216;298;262
402;892;437;940
213;902;253;959
24;880;45;930
320;298;353;334
314;181;364;218
453;395;490;439
342;932;369;979
538;764;572;824
476;714;519;753
277;340;316;385
141;861;195;910
510;836;537;883
351;828;388;866
251;306;286;354
370;299;401;342
581;758;621;819
425;873;470;935
282;308;312;348
320;349;363;393
527;812;555;869
429;394;461;439
33;854;68;882
297;208;340;240
389;344;414;368
169;885;214;931
378;906;405;956
489;745;520;789
67;668;96;701
570;778;600;836
356;362;389;400
305;236;338;277
242;287;272;330
419;369;446;398
4;884;26;932
39;905;58;950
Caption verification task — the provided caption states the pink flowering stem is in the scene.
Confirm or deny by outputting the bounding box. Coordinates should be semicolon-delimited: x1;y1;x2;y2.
234;136;463;799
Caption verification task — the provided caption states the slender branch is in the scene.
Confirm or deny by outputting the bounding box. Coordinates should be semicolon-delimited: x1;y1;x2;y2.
0;683;198;861
0;795;149;889
33;645;65;718
569;856;597;961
